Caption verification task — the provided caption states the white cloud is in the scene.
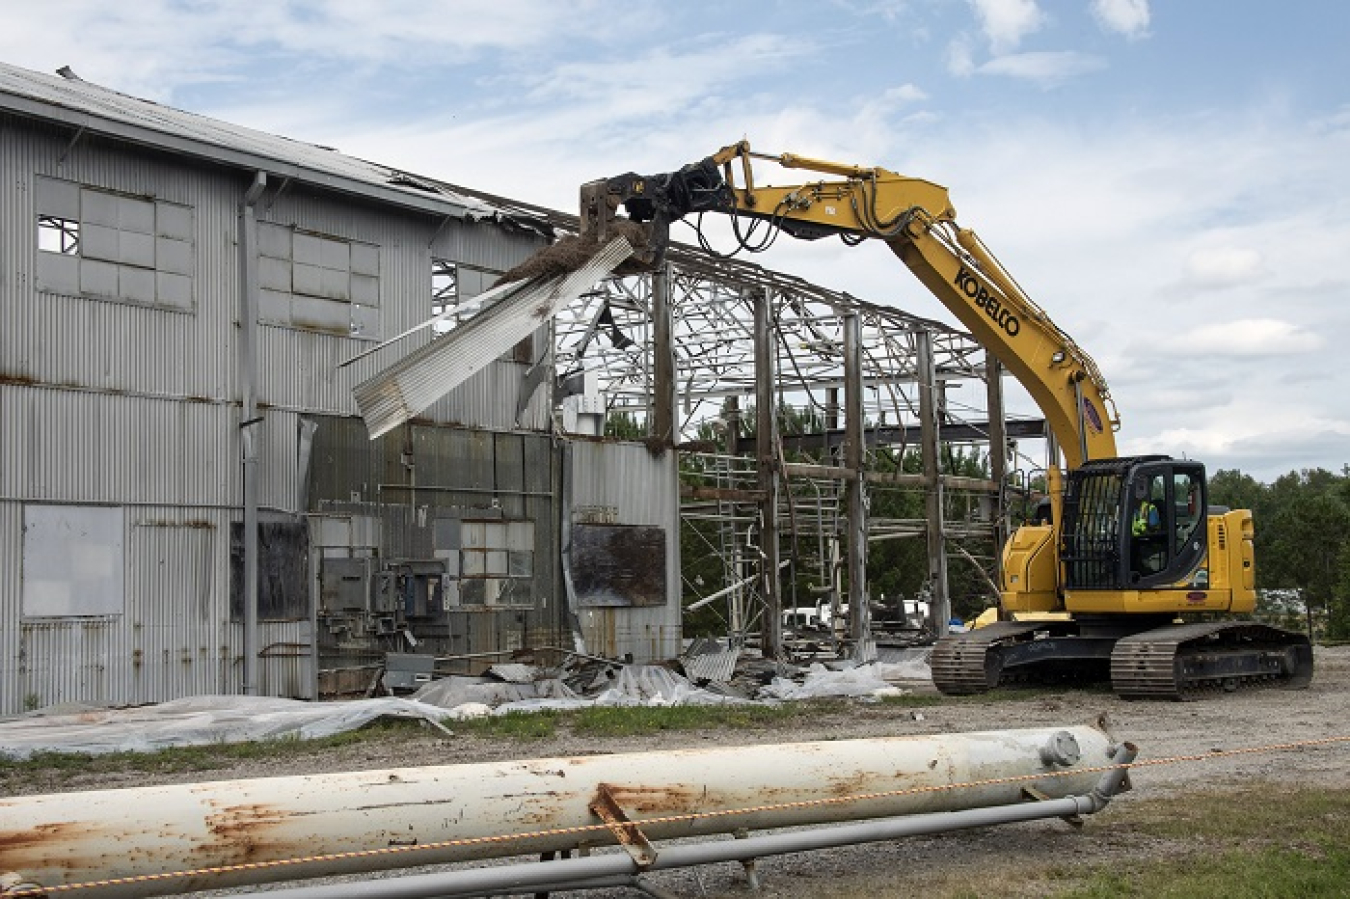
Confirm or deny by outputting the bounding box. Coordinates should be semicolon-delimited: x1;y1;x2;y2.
977;51;1106;86
1181;247;1266;290
1164;319;1324;357
946;36;978;77
1091;0;1151;41
969;0;1045;54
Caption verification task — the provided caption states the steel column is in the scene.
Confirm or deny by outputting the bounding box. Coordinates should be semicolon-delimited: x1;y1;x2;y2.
754;287;781;657
917;327;951;636
843;313;869;648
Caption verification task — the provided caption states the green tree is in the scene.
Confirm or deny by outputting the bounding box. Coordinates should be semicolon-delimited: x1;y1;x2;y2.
1252;469;1350;639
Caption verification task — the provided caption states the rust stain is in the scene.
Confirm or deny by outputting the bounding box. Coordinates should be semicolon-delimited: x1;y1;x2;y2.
823;772;871;798
201;803;310;864
596;784;702;815
0;373;38;387
0;820;89;853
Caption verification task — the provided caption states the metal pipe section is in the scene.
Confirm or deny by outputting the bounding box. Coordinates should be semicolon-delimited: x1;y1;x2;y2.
237;742;1139;899
1;724;1126;898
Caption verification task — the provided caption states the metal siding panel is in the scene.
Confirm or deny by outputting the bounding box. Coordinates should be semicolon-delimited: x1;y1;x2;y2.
0;386;238;506
9;507;243;714
261;409;302;513
433;216;542;274
0;503;23;713
2;121;239;401
568;442;681;662
126;517;231;704
257;619;316;699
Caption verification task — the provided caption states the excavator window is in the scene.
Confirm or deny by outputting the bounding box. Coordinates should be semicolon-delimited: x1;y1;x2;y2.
1124;463;1207;587
1063;458;1208;591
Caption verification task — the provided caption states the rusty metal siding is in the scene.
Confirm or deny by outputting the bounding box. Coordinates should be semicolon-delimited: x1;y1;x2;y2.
253;189;546;432
0;386;237;506
567;441;682;662
0;105;540;712
2;506;258;713
432;215;542;277
0;503;22;713
124;516;234;703
2;504;318;714
1;116;239;400
307;420;566;666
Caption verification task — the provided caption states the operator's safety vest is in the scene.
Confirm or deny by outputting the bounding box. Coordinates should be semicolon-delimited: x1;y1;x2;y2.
1132;500;1160;536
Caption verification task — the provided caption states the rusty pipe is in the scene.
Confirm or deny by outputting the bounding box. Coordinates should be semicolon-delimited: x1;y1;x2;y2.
1;722;1125;898
259;741;1139;899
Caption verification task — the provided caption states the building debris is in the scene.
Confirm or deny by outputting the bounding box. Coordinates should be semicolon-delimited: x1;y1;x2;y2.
0;653;932;759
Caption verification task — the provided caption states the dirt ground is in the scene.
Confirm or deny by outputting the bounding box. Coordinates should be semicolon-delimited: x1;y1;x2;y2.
11;646;1350;897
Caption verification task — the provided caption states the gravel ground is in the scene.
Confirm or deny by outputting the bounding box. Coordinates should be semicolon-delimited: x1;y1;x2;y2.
10;646;1349;898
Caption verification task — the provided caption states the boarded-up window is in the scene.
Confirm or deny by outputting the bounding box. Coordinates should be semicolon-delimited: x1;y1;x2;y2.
34;176;194;310
572;524;666;607
230;522;310;621
259;222;380;338
22;505;124;617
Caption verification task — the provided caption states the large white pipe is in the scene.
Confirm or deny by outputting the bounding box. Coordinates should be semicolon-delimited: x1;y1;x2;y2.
1;723;1124;898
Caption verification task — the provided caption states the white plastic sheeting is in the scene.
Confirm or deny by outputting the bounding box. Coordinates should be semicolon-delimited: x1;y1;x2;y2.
761;663;918;701
0;662;924;758
0;695;454;760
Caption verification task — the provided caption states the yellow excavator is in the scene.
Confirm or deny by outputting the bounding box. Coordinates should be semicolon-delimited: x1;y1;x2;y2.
581;140;1313;699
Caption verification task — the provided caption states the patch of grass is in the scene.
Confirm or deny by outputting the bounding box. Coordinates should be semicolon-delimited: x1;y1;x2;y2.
1115;785;1350;843
568;702;806;736
1058;844;1350;898
1042;786;1350;899
452;709;561;739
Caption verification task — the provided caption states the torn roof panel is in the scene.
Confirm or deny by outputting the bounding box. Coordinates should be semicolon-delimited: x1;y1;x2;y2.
0;61;547;233
353;236;633;439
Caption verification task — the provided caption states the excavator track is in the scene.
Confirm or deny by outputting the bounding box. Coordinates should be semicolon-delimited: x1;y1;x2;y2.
1111;621;1314;700
929;621;1045;695
932;619;1313;700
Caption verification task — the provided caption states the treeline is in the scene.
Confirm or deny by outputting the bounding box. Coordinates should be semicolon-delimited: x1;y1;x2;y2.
1210;467;1350;639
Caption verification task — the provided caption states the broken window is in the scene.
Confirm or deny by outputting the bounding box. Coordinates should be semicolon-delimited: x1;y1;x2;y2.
33;176;195;310
436;518;535;608
37;215;79;254
258;222;380;338
431;258;457;336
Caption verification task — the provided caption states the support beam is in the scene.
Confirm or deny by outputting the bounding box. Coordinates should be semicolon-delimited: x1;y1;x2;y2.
778;418;1047;454
843;314;869;649
917;327;951;636
985;353;1009;588
651;263;675;446
754;287;782;658
239;171;266;697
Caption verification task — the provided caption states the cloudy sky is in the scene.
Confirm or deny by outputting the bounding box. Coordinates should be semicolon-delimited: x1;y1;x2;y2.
4;0;1347;482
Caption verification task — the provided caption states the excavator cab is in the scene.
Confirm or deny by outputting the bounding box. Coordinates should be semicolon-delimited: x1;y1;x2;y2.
1061;456;1208;592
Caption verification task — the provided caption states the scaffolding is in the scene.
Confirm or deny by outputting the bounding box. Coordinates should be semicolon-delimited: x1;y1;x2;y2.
428;187;1047;659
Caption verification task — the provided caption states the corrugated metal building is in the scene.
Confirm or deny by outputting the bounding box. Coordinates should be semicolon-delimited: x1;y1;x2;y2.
0;61;684;714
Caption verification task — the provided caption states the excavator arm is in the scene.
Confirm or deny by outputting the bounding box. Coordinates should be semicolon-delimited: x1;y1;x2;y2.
580;141;1120;478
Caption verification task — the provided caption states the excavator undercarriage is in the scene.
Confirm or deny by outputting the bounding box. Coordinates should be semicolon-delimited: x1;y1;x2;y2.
931;618;1314;700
